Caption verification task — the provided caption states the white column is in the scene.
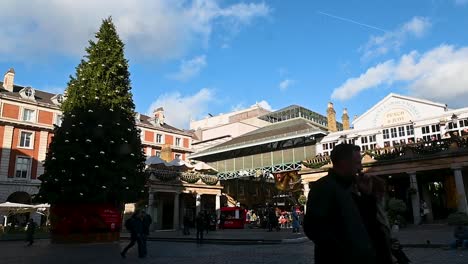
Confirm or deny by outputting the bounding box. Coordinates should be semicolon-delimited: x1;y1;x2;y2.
453;167;468;213
303;182;310;213
36;131;49;179
173;192;180;230
215;194;221;219
408;172;421;225
0;126;14;180
196;194;201;215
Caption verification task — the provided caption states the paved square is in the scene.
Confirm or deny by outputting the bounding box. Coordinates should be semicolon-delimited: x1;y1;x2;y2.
0;240;466;264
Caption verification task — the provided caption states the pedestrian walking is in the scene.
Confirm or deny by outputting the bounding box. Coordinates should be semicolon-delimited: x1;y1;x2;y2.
141;210;152;258
419;200;430;225
219;214;225;230
196;212;205;243
121;211;144;259
25;218;36;246
304;144;376;264
291;208;300;233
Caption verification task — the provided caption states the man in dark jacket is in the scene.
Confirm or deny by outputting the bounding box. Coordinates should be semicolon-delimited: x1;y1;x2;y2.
304;144;376;264
121;211;144;258
196;212;205;242
141;210;152;258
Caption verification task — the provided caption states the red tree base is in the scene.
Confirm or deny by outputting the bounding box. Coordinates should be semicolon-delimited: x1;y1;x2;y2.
50;204;122;244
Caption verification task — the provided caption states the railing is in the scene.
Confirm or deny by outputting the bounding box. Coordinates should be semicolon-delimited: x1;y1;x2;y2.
302;136;468;169
367;137;468;161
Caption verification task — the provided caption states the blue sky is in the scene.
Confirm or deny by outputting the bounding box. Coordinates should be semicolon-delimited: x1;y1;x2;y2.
2;0;468;128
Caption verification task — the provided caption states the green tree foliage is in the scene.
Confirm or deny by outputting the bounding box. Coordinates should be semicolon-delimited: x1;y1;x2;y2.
36;17;145;205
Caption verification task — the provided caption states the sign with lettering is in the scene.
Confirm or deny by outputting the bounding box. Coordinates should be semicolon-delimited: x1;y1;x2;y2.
381;109;413;126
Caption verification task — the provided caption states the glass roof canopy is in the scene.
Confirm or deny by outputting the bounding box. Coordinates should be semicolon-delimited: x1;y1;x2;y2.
259;105;343;131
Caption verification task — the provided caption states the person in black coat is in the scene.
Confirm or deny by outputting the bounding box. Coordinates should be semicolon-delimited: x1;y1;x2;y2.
25;218;36;246
121;211;144;258
140;210;152;258
353;174;393;264
195;212;205;242
304;144;376;264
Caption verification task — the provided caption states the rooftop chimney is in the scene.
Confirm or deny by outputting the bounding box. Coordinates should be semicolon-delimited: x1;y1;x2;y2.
3;68;15;92
327;102;337;132
342;108;350;130
153;107;165;126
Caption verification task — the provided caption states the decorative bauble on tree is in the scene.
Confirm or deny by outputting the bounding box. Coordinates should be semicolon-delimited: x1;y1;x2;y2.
37;17;145;207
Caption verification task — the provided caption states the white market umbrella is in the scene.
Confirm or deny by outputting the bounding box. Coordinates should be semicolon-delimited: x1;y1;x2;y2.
193;162;218;174
167;158;194;170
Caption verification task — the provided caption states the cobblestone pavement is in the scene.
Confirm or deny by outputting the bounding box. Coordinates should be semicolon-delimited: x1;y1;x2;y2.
0;240;466;264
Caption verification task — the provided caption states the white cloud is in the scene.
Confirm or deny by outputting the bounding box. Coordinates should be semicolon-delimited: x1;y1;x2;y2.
0;0;270;62
253;100;273;111
361;17;431;60
231;103;246;112
279;79;296;91
148;88;215;129
168;55;207;81
332;44;468;107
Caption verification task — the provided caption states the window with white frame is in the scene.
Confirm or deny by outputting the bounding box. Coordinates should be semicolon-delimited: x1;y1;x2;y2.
15;156;31;178
156;134;163;144
361;137;368;144
406;125;414;136
421;124;441;141
19;131;33;148
390;128;398;138
156;151;161;157
175;137;181;146
398;127;405;137
22;109;35;122
55;114;63;126
175;153;182;159
383;129;390;139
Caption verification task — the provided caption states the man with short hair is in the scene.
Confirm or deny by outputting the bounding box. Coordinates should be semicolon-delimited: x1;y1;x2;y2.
304;144;376;264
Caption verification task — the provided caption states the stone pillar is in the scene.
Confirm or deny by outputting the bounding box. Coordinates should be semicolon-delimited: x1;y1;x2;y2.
453;167;468;213
215;194;221;219
408;172;421;225
303;182;310;213
148;192;155;231
0;126;14;180
173;192;180;230
196;194;201;215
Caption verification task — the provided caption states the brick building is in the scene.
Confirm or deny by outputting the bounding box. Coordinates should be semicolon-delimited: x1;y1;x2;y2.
0;68;193;207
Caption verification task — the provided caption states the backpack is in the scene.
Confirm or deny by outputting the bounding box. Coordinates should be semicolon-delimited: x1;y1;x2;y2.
125;218;133;232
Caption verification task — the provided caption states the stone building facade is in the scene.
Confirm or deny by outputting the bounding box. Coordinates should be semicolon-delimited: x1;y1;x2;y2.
0;68;193;207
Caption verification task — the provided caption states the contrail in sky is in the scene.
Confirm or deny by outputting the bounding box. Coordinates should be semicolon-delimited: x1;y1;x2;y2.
317;11;388;33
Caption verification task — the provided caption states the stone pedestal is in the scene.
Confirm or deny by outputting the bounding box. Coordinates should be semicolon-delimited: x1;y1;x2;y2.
173;192;180;230
453;168;468;213
408;172;421;225
215;194;221;219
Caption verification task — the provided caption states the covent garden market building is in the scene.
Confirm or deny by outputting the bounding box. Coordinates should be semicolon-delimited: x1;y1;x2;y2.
147;93;468;230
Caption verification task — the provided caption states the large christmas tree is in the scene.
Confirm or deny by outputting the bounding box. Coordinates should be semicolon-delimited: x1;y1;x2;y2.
37;18;145;206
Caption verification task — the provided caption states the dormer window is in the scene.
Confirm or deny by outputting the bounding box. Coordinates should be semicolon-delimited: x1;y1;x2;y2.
25;88;33;97
19;87;35;101
51;94;64;105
